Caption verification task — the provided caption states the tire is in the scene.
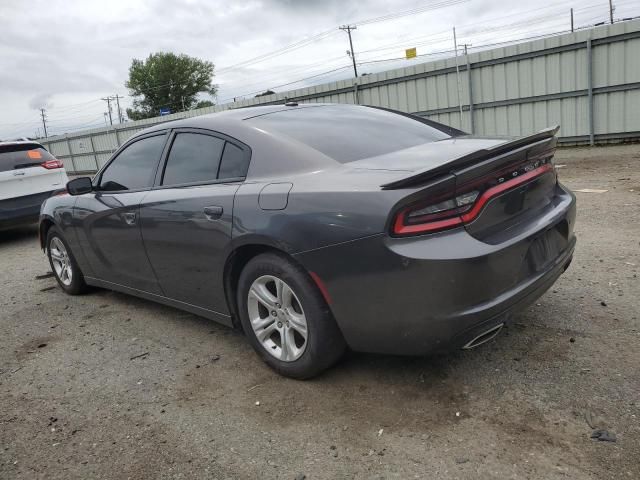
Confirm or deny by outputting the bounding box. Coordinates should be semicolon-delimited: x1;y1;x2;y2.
237;252;346;379
46;226;88;295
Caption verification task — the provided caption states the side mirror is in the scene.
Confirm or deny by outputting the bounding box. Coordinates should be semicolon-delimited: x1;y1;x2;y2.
67;177;93;195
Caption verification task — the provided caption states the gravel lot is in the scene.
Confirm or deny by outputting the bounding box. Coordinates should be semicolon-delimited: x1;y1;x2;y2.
1;144;639;479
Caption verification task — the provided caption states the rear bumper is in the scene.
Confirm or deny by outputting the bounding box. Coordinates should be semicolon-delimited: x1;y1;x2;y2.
295;184;576;355
0;190;58;229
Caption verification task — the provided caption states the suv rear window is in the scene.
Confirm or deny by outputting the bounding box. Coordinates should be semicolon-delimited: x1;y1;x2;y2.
0;144;55;173
246;105;452;163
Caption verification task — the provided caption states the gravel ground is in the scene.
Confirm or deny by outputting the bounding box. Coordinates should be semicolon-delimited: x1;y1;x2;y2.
1;144;639;479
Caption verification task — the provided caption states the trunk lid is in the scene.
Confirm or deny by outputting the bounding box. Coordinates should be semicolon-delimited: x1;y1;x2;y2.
383;127;560;240
348;137;507;175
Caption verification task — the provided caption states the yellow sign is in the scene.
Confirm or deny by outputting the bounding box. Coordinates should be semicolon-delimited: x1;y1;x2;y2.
405;47;417;59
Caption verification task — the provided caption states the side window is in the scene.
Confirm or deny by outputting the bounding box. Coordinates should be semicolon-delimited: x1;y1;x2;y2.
218;142;249;179
100;135;166;191
162;133;225;186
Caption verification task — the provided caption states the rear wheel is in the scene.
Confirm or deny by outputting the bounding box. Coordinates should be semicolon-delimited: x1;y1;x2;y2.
47;227;87;295
237;253;346;379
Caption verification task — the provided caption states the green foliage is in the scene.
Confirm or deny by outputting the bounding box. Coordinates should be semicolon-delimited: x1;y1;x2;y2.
125;52;217;120
194;100;214;109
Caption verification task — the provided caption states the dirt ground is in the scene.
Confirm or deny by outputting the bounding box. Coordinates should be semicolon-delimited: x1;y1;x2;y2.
1;144;639;479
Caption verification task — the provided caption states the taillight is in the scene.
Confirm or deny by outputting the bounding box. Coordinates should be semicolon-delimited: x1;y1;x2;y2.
392;159;555;237
393;190;478;235
41;159;64;169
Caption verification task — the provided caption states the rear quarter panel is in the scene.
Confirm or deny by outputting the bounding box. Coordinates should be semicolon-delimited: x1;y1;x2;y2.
231;169;412;253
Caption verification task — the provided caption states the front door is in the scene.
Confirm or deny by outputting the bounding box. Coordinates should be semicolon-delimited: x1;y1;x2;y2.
75;133;168;293
140;129;251;314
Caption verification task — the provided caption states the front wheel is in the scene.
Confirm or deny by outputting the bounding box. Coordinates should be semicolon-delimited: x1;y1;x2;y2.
47;227;88;295
237;253;346;379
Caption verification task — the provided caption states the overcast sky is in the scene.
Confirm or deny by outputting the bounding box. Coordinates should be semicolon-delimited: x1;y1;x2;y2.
0;0;637;139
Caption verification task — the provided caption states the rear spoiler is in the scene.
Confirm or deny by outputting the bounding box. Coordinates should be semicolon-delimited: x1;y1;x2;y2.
381;125;560;190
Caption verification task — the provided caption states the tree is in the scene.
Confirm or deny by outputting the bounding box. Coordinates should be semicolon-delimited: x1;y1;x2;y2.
194;100;214;109
125;52;217;120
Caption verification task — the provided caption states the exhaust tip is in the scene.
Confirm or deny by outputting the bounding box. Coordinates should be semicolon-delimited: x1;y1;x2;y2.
462;323;504;350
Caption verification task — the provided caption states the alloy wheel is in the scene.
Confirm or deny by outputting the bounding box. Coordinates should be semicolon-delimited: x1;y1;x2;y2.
49;237;73;286
247;275;308;362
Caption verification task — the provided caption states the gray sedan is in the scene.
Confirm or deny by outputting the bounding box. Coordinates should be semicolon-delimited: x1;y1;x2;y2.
39;103;576;378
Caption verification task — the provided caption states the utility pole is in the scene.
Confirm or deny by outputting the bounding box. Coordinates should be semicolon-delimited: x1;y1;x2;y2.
571;8;574;32
340;25;358;78
608;0;614;24
462;43;474;134
452;27;463;120
101;97;113;125
40;108;48;138
113;95;124;123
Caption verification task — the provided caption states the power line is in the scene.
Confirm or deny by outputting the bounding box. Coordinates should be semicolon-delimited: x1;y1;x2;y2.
354;0;468;26
42;98;103;114
219;65;353;103
354;0;612;58
216;29;339;74
220;0;573;99
46;117;106;136
216;0;469;75
86;0;613;109
217;54;350;97
226;15;633;103
353;0;622;66
2;3;638;139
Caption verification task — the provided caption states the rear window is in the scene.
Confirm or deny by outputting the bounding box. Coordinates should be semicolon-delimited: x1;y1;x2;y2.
0;144;55;173
247;105;451;163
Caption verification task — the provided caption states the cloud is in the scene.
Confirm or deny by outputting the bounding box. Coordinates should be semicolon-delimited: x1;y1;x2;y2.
0;0;636;138
28;93;53;111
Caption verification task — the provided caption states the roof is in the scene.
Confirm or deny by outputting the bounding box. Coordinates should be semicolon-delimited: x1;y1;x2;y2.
139;103;337;135
0;140;43;147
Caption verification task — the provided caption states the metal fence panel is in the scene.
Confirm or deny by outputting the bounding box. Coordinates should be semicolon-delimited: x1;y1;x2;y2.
39;19;640;173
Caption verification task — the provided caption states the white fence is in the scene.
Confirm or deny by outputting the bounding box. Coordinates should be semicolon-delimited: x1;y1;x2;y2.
40;19;640;174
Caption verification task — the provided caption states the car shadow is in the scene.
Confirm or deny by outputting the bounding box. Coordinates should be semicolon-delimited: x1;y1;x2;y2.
87;283;529;383
0;224;39;246
79;279;556;408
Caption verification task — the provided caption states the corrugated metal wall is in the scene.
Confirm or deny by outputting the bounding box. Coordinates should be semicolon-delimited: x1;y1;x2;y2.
40;19;640;174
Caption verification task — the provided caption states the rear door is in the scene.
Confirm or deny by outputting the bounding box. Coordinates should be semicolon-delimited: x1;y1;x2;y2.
140;128;251;315
74;132;168;293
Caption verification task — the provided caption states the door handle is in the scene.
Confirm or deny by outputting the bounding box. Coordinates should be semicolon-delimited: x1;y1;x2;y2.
13;171;25;176
203;205;223;221
123;211;137;225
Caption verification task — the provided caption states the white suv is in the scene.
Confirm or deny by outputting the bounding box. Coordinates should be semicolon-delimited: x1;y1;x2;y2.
0;141;68;230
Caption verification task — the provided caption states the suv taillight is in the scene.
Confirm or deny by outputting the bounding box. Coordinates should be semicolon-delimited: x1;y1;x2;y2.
392;160;555;236
41;159;63;169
